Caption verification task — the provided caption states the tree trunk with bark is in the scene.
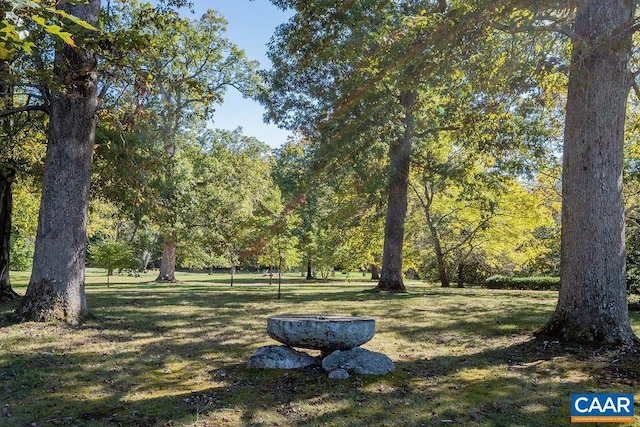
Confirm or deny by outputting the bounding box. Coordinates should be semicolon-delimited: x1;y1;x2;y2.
538;0;637;345
306;259;313;280
13;0;100;324
155;117;180;283
0;58;20;302
0;165;19;302
277;257;282;299
156;232;177;282
370;264;380;280
376;91;416;292
456;262;464;288
423;198;450;288
230;264;235;286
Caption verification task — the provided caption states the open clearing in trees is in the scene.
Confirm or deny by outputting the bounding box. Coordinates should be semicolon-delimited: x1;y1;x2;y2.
1;269;639;426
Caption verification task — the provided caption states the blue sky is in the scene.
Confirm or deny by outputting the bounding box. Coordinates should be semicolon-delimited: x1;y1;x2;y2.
177;0;294;148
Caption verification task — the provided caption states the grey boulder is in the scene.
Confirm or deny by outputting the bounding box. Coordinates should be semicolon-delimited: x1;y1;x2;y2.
328;368;350;380
322;347;395;375
247;345;320;369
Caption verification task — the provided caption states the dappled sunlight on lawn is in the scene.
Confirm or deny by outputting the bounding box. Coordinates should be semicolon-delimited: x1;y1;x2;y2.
1;273;639;426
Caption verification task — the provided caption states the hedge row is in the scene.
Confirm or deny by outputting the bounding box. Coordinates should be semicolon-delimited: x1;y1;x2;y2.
485;275;560;291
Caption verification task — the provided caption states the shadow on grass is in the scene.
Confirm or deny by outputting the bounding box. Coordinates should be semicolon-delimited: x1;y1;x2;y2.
1;284;639;426
178;341;638;426
4;336;634;427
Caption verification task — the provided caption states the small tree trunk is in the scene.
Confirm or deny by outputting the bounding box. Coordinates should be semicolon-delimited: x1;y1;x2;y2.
277;258;282;299
424;203;450;288
0;165;19;302
456;263;464;288
13;0;99;324
230;264;235;286
140;250;151;272
538;0;637;345
156;232;177;282
306;259;313;280
376;91;416;293
370;264;380;280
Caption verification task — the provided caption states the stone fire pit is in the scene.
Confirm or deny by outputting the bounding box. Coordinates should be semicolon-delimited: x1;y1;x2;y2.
267;314;375;352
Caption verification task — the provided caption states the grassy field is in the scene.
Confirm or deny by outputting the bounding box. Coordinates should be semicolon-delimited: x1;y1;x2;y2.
1;269;639;426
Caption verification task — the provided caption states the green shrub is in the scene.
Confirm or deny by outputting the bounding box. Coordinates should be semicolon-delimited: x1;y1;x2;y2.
485;275;560;291
625;223;640;294
627;265;640;294
10;233;34;271
89;240;137;275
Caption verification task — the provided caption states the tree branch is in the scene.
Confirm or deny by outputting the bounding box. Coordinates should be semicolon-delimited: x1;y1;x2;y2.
0;104;47;118
442;217;492;256
626;216;640;228
633;80;640;100
492;21;579;40
629;17;640;35
625;203;640;217
414;126;459;139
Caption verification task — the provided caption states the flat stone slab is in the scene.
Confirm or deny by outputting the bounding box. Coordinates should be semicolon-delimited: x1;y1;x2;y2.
267;314;375;352
246;345;320;369
322;347;395;375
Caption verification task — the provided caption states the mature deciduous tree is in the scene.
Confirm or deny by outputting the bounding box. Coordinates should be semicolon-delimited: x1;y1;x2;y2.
537;0;638;345
0;8;54;301
14;0;100;323
102;3;260;281
270;137;319;279
264;1;439;292
0;59;20;302
251;189;302;298
407;31;563;287
264;0;562;292
0;0;96;59
180;129;274;277
0;165;18;301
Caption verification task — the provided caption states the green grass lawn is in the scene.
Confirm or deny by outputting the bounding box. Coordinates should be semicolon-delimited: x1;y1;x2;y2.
1;270;639;426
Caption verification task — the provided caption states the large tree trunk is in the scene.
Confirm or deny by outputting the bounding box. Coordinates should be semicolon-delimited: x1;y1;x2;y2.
376;91;416;292
13;0;100;324
0;165;19;302
156;231;177;282
538;0;637;345
155;115;179;283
